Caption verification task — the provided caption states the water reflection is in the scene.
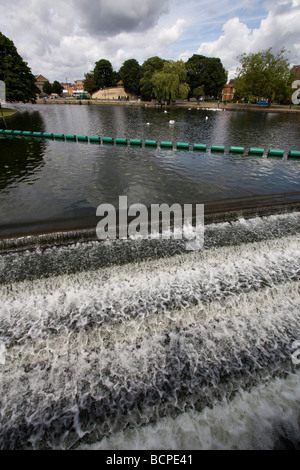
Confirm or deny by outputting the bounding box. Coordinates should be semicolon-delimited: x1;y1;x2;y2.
0;110;46;192
0;138;46;192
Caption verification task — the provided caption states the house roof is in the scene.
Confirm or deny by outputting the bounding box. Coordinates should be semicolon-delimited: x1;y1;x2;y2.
35;75;48;82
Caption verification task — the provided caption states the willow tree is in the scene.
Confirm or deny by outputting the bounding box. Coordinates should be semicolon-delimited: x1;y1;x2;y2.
151;60;190;104
0;32;39;102
140;56;165;101
234;48;291;106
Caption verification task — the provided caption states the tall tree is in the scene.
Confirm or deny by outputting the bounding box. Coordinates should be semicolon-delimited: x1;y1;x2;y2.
0;32;40;103
119;59;142;96
151;60;190;104
83;72;97;95
185;54;227;99
93;59;114;89
140;56;165;101
42;81;52;95
52;80;63;96
234;48;291;106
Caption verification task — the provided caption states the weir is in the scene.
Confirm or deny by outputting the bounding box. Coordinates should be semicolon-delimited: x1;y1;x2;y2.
0;209;300;450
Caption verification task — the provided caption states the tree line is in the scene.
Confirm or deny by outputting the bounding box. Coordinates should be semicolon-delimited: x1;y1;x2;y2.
83;55;228;103
0;31;298;106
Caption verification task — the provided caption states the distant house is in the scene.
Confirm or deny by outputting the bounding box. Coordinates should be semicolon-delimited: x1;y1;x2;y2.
74;80;84;91
291;65;300;80
222;79;235;102
35;75;49;91
117;80;124;87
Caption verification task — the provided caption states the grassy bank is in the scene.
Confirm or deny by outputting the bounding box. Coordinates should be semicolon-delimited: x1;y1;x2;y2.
0;107;18;124
0;107;18;117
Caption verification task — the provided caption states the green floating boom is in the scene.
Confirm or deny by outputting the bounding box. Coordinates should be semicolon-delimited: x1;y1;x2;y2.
288;150;300;158
145;140;157;147
177;142;189;150
230;146;245;153
249;147;264;155
211;145;225;152
130;139;142;145
193;143;207;151
268;149;284;157
160;141;173;148
66;134;77;141
116;138;127;145
89;136;101;143
102;136;114;144
0;130;298;160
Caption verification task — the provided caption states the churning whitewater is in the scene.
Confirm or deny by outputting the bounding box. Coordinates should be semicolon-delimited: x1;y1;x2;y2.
0;211;299;449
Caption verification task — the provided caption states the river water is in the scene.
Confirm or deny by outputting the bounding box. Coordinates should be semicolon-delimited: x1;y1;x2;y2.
0;103;299;235
0;104;300;450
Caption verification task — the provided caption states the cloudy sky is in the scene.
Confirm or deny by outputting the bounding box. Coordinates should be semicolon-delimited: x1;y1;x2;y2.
0;0;299;83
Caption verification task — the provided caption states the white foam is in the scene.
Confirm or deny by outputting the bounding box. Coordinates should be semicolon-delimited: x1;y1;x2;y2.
0;212;300;449
81;370;300;450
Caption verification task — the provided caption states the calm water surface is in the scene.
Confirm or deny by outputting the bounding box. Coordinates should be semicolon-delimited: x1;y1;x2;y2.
0;103;300;235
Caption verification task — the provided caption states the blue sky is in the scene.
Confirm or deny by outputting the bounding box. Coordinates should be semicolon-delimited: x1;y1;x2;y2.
0;0;299;82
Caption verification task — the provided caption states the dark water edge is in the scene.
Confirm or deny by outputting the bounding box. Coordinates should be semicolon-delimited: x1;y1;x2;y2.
1;195;300;243
0;202;299;284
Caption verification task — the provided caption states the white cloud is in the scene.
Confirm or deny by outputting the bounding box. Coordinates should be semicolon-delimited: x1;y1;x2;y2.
0;0;299;84
197;0;300;79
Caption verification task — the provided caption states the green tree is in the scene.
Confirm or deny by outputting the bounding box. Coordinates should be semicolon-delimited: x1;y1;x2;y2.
52;80;63;96
151;60;190;104
140;56;165;101
234;48;291;106
112;71;121;87
0;32;40;102
42;80;52;95
185;54;227;99
119;59;142;96
83;72;97;95
93;59;114;89
193;85;205;103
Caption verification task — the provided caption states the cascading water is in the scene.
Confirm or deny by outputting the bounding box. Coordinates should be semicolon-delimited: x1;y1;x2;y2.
0;210;300;450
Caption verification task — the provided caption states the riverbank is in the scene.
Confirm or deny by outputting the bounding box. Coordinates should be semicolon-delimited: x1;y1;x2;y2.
35;98;300;114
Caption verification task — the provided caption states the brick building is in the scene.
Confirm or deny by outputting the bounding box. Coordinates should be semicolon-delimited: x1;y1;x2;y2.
35;75;49;91
222;79;235;102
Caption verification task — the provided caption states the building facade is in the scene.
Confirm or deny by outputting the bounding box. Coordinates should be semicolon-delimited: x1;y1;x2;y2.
35;75;49;91
292;65;300;80
222;79;235;102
